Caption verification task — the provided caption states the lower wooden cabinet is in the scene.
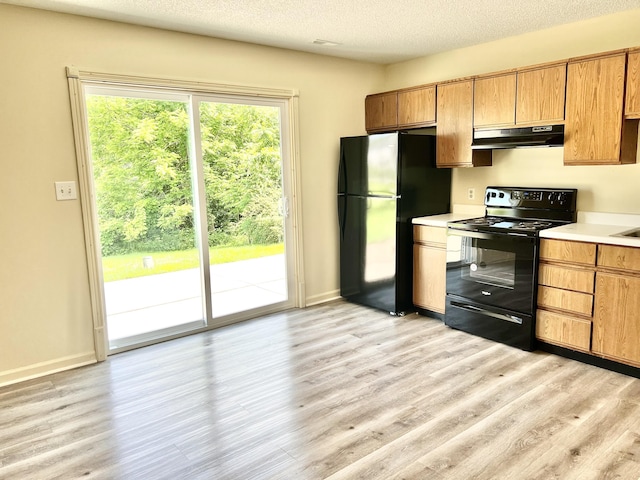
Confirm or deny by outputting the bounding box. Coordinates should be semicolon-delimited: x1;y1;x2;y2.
538;238;640;371
593;272;640;367
413;225;447;314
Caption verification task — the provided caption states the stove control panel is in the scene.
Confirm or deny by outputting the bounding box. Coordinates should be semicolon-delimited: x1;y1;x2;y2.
485;187;577;211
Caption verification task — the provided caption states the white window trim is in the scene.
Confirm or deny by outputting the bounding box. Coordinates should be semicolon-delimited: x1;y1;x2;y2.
66;66;305;361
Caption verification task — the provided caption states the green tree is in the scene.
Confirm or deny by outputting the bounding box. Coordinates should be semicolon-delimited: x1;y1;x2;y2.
200;102;283;246
86;95;283;256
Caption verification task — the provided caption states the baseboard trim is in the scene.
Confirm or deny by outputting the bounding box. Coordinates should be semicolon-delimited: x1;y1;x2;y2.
0;352;97;387
305;290;340;307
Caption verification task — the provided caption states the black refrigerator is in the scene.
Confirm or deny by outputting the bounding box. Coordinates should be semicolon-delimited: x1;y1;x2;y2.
337;132;451;315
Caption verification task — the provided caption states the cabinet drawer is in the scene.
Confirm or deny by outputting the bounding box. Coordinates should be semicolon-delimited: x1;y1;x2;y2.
539;239;596;266
537;286;593;316
536;310;591;353
413;225;447;246
538;264;595;293
598;244;640;273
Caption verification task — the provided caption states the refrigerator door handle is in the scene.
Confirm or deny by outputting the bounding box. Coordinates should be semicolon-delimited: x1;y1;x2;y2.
366;194;401;199
338;150;347;194
337;194;347;239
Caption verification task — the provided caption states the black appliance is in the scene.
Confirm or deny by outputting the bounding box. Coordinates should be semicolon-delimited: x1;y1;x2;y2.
445;186;577;350
471;125;564;150
338;132;452;315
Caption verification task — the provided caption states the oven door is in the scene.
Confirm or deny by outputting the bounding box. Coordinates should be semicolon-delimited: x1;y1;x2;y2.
446;228;537;315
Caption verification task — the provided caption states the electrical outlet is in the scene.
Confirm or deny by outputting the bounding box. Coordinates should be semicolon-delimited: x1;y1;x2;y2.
468;188;475;200
55;181;78;201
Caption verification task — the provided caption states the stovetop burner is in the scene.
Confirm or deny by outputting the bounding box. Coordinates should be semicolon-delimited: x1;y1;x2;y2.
451;216;557;235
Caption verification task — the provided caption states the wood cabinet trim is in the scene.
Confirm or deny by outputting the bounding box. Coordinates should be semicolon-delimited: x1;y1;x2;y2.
625;51;640;119
516;60;568;74
567;49;628;64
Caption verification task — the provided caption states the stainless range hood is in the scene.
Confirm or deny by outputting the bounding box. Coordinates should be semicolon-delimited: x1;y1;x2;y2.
471;125;564;150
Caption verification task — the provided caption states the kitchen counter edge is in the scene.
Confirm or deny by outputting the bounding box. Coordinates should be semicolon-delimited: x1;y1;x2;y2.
540;223;640;248
412;213;480;228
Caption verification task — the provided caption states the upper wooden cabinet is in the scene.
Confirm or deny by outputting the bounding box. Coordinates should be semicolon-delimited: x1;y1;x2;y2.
564;52;638;165
626;48;640;119
365;92;398;133
473;64;566;128
437;80;491;167
365;45;639;166
516;63;567;125
398;85;436;128
473;73;516;128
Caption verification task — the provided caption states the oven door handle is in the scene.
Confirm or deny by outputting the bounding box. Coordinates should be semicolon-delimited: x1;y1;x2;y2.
447;228;535;243
450;301;524;325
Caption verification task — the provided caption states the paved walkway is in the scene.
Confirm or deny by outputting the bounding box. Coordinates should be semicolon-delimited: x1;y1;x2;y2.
104;254;287;341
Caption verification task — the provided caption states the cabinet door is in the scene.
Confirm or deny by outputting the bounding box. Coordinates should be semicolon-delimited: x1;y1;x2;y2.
564;53;634;165
436;80;491;167
593;272;640;366
365;92;398;133
626;50;640;119
473;73;516;127
398;86;436;128
516;64;566;125
413;244;446;313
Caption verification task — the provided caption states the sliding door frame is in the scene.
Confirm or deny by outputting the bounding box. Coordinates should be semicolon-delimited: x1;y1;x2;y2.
66;67;305;360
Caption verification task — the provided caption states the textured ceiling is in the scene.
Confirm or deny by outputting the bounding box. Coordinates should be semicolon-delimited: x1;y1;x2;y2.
4;0;640;63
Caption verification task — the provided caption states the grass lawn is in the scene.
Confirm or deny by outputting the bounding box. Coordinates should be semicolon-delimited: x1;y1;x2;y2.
102;243;284;282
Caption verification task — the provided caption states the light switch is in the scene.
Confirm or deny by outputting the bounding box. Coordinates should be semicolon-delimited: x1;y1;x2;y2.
55;181;78;201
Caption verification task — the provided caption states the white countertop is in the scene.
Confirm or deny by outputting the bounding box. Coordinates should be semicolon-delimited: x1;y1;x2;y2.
540;211;640;247
412;204;485;227
413;209;640;247
412;213;480;227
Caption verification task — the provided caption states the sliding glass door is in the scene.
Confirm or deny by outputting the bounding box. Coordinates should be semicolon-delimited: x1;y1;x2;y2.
196;99;289;319
84;86;294;351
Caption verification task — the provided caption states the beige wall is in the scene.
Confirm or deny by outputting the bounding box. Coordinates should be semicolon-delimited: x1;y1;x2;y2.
384;8;640;213
0;5;384;383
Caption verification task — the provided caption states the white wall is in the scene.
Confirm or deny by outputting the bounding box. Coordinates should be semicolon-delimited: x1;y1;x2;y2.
383;9;640;213
0;4;384;384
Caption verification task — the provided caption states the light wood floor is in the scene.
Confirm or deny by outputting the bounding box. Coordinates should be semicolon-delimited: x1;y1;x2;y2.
2;300;640;479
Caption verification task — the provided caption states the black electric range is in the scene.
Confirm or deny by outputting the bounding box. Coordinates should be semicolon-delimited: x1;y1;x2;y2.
444;187;577;350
